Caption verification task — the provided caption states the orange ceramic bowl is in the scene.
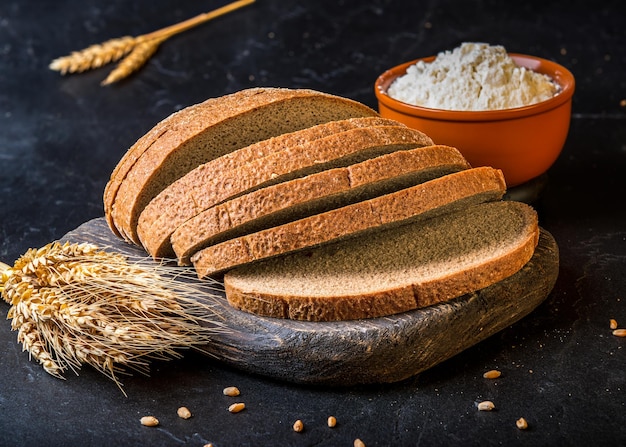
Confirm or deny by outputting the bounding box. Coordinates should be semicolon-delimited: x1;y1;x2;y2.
375;54;575;187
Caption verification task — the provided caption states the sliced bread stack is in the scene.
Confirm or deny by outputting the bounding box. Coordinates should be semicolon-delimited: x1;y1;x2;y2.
137;122;436;259
170;144;470;265
191;166;508;277
104;87;541;322
105;87;382;244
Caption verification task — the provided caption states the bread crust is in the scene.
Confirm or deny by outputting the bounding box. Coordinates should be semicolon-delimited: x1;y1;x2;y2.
105;89;286;237
171;145;469;264
192;167;507;277
138;125;433;258
223;201;539;321
106;88;380;243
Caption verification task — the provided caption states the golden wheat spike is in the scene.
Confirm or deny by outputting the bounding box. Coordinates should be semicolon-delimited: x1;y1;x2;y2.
49;36;137;75
49;0;255;84
101;37;166;86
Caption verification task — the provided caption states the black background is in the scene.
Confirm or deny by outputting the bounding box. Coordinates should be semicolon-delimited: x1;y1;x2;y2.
1;1;625;446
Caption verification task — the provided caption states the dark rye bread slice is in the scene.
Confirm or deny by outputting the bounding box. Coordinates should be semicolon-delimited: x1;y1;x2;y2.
191;167;507;278
223;201;539;321
171;145;470;265
138;125;434;258
107;88;380;243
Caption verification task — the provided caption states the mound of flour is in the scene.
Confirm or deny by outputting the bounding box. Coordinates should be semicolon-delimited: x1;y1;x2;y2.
387;43;559;111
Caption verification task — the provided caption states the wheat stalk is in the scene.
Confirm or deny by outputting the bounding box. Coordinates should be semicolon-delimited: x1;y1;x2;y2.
49;0;255;85
1;241;228;394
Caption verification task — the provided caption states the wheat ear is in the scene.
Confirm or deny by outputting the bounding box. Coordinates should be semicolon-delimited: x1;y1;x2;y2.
101;36;166;86
49;36;137;74
1;241;228;394
49;0;255;84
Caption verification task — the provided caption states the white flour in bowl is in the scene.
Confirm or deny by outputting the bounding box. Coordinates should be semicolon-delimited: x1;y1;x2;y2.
387;42;560;111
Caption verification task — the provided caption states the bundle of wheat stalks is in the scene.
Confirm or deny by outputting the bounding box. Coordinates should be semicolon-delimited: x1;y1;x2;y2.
49;0;254;85
0;241;226;392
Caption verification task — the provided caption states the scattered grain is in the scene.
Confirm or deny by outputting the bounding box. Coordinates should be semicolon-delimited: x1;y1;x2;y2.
140;415;159;427
327;416;337;427
354;439;366;447
483;370;501;379
620;99;626;108
177;406;192;419
610;319;618;330
223;386;241;397
293;419;304;432
613;329;626;337
228;402;246;413
516;417;529;430
477;401;495;411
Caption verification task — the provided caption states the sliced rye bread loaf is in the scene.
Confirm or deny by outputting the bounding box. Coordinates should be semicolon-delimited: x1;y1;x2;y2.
138;125;434;258
191;166;507;278
223;200;539;321
137;117;405;257
106;88;380;243
171;145;470;265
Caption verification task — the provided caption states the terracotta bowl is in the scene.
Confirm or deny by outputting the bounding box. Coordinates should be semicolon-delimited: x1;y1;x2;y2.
375;54;575;187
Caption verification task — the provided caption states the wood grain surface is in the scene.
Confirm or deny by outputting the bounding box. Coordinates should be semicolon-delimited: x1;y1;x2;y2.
62;218;559;386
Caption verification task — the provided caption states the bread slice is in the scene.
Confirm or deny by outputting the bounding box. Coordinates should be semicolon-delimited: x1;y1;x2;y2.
171;145;470;265
223;201;539;321
192;167;507;277
106;88;380;243
138;125;434;258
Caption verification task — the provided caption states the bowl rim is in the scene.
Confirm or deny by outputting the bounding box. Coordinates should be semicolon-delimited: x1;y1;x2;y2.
375;53;575;122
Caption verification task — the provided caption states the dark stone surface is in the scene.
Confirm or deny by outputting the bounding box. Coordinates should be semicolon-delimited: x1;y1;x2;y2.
1;1;625;446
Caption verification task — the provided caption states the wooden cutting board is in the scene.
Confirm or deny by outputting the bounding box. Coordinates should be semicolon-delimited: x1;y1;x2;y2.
62;218;559;386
